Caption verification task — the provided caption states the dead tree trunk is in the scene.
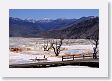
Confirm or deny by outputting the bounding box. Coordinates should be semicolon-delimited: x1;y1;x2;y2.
43;41;54;51
43;41;49;51
89;37;99;59
43;39;63;56
93;38;98;59
52;39;63;56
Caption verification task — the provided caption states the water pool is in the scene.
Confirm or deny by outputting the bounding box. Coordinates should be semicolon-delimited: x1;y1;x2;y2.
65;49;82;54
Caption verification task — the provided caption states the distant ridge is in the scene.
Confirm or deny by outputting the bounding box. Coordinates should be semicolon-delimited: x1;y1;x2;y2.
9;16;99;39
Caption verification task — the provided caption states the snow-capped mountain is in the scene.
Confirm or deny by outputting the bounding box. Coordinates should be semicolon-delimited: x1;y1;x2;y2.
9;17;77;30
37;18;53;23
9;16;99;39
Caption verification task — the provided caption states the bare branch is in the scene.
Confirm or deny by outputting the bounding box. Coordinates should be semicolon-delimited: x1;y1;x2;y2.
52;39;63;56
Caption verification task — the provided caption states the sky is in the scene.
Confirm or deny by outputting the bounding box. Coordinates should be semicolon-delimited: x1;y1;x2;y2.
9;9;99;20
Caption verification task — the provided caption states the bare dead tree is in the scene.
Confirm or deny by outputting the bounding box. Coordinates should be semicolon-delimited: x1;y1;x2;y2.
43;40;54;51
52;38;63;56
43;41;49;51
43;38;63;56
88;37;99;59
92;37;99;59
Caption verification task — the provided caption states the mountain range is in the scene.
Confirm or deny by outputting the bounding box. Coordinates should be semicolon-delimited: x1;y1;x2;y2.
9;16;99;39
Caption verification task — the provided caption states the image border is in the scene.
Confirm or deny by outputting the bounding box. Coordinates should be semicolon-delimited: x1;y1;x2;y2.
0;0;108;77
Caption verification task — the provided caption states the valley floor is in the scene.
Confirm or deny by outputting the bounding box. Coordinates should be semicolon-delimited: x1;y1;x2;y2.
9;37;99;68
